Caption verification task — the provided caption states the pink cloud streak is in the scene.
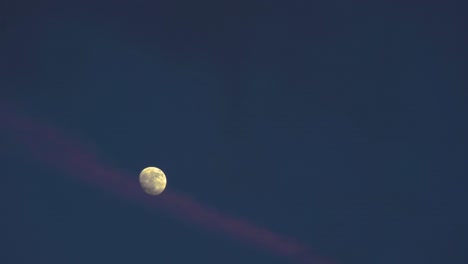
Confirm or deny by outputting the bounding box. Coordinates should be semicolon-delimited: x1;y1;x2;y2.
0;102;333;264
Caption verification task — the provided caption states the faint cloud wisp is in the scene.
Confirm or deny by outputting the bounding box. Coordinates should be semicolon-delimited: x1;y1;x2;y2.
0;102;333;264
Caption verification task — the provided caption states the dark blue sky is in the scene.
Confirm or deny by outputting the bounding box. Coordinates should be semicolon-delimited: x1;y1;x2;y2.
1;1;467;264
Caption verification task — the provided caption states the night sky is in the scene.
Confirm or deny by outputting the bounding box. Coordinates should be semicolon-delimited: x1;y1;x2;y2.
1;1;467;264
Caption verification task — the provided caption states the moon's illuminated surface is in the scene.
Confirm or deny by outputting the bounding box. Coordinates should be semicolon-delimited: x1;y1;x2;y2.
139;167;167;195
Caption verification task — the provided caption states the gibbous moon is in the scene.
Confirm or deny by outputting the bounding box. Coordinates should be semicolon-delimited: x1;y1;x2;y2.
139;167;167;195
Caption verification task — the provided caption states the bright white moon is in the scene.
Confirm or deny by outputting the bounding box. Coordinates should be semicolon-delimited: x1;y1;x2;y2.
139;167;167;195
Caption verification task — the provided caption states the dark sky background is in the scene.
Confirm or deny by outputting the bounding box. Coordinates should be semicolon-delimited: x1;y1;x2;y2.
1;1;467;264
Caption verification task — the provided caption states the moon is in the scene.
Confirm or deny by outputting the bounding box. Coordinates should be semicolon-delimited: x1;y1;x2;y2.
139;167;167;195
